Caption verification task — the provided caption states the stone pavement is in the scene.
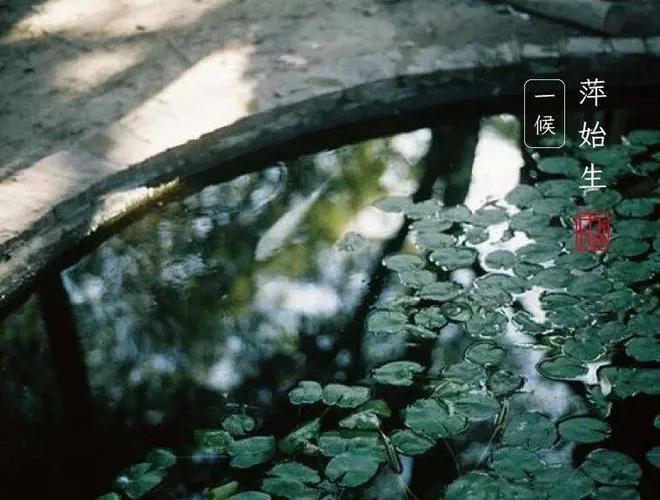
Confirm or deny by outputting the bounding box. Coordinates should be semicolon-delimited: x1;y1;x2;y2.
0;0;659;309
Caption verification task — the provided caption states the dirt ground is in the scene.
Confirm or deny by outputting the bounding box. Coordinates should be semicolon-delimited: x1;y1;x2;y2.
0;0;581;178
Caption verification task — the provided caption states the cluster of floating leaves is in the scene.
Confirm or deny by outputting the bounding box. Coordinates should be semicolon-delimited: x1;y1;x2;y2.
100;131;659;500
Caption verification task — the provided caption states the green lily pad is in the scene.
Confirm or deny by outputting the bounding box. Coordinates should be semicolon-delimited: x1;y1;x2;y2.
229;436;276;469
414;306;448;330
411;218;453;233
567;276;612;297
580;449;641;486
470;207;509;226
366;310;407;335
465;227;489;244
608;238;650;258
404;200;443;219
339;410;380;430
260;478;312;499
484;250;517;269
509;210;550;235
614;220;657;239
606;260;654;285
373;196;411;213
145;448;176;470
513;262;543;278
414;232;456;250
398;269;436;288
555;251;599;271
533;466;594;500
594;486;641;500
289;381;323;405
599;367;660;398
616;198;655;217
372;361;423;386
443;361;486;383
120;467;164;500
506;185;542;207
465;309;507;337
587;386;612;419
541;293;580;309
445;472;498;500
440;300;473;322
537;156;581;177
325;451;380;487
404;399;468;439
595;322;631;345
430;247;477;271
195;430;233;453
625;337;660;362
584;189;622;210
318;430;384;458
530;197;574;216
627;129;660;147
227;492;271;500
470;286;512;308
647;446;660;468
512;312;552;336
531;268;573;288
558;417;611;443
416;281;462;301
442;391;500;419
547;304;592;328
490;447;544;482
536;179;580;198
405;324;437;340
279;419;320;455
322;384;370;408
487;370;524;397
268;462;320;484
628;313;658;336
439;205;472;223
222;415;256;437
382;253;424;272
464;341;505;367
517;242;562;264
563;332;606;362
390;430;436;456
502;413;556;450
537;355;587;380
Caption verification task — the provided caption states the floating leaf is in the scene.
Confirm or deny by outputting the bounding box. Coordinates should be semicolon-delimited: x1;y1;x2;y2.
322;384;370;409
484;250;517;269
465;341;505;367
416;281;462;302
145;448;176;470
608;238;650;258
97;494;121;500
411;218;453;233
229;436;276;469
120;469;164;500
325;451;380;487
506;185;542;207
382;253;424;272
537;156;581;177
268;462;320;484
443;361;486;383
616;198;655;217
490;447;544;482
647;446;660;468
599;367;660;398
414;306;448;330
513;262;543;278
509;210;550;235
405;324;437;340
366;310;407;335
563;332;606;362
476;274;526;294
531;268;572;288
567;276;612;297
398;269;436;288
390;430;435;456
512;312;552;336
405;200;442;219
439;205;471;223
541;293;579;309
339;411;380;430
429;247;477;271
547;304;592;329
502;413;556;450
628;313;658;336
517;242;561;264
279;419;320;455
537;355;587;380
195;430;233;453
223;415;256;437
373;196;411;213
536;179;580;198
584;190;622;210
404;399;467;439
443;391;500;419
227;492;271;500
606;261;654;285
470;207;508;226
530;197;573;216
466;309;507;337
289;381;323;405
372;361;423;386
318;430;384;459
593;486;640;500
465;227;489;244
414;232;456;249
580;449;641;486
558;417;611;443
445;472;498;500
627;129;660;147
555;251;599;271
533;465;594;499
625;337;660;362
440;301;473;322
487;370;524;397
260;478;311;499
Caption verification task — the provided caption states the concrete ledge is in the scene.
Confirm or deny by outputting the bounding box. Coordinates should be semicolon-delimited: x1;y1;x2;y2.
1;36;660;313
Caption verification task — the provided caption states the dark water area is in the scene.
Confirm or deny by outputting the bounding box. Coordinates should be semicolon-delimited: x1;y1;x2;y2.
1;106;659;499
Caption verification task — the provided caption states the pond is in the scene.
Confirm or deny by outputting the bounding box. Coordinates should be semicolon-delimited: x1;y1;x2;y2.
1;111;659;500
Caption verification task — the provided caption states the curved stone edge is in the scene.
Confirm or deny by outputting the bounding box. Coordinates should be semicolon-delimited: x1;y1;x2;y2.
1;36;659;313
